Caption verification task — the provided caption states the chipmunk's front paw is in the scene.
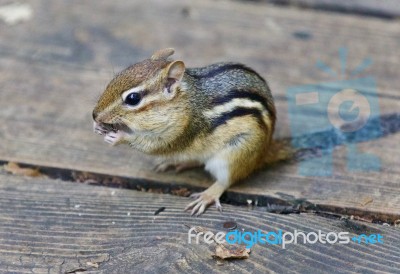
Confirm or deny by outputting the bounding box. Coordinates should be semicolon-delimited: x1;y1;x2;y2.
185;189;223;216
104;131;124;146
93;122;109;135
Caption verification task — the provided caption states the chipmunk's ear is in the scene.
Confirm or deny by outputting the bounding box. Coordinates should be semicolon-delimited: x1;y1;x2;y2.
166;61;185;82
151;48;175;61
164;61;185;96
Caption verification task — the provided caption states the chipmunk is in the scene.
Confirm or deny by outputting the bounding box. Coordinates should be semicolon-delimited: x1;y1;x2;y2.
92;48;276;216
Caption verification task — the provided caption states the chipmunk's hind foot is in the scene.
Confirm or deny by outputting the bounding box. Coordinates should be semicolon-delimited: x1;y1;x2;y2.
185;183;225;216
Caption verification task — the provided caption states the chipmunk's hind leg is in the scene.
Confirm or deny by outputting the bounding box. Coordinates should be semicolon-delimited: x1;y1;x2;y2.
154;159;203;173
185;130;267;216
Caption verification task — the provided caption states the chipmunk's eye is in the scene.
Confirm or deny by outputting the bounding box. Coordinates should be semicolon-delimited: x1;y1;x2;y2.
124;92;141;106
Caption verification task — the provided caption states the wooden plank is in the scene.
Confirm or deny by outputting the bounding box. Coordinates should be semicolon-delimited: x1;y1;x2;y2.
0;0;399;221
265;0;400;19
0;172;399;273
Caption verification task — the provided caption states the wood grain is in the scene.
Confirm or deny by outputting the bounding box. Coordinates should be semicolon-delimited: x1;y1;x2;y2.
264;0;400;19
0;0;399;222
0;172;399;273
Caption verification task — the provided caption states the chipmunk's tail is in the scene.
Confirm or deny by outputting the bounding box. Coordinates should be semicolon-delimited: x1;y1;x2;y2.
264;112;400;166
264;138;295;165
264;131;339;166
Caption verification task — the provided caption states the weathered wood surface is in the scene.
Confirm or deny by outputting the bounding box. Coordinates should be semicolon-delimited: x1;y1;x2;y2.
0;0;399;221
266;0;400;19
0;171;399;273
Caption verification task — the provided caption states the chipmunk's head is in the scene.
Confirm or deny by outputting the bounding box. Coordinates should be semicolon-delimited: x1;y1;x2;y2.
92;48;191;151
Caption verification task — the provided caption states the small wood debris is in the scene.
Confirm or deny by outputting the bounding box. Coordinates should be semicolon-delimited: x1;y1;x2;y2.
86;261;99;268
3;162;43;177
213;245;250;260
359;196;373;206
171;187;191;197
352;215;374;223
147;188;164;194
185;225;251;260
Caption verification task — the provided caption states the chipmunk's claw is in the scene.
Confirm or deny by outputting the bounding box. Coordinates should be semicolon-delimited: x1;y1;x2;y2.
104;131;124;146
185;191;222;216
93;122;108;135
154;162;174;173
215;199;222;212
